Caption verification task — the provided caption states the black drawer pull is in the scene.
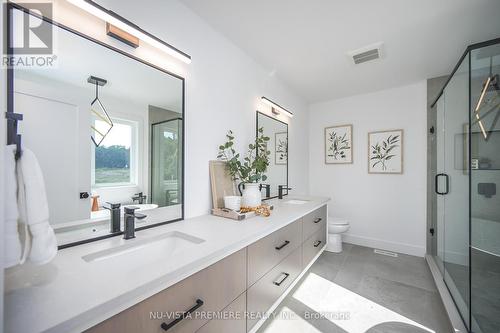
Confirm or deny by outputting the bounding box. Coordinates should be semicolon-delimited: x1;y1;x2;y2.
275;240;290;250
273;272;290;286
314;240;322;248
313;218;322;224
161;299;204;331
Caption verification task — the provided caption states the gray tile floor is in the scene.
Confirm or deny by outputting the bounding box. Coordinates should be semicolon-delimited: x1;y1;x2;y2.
258;243;453;333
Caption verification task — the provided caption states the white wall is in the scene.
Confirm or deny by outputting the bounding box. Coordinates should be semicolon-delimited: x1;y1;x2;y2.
90;0;309;217
309;82;427;256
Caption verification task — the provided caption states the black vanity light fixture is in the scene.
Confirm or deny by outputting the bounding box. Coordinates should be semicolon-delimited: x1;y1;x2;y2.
88;76;113;147
66;0;192;64
261;96;294;118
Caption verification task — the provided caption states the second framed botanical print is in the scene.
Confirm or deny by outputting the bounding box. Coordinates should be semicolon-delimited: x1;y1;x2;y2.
275;132;288;165
325;124;353;164
368;129;403;174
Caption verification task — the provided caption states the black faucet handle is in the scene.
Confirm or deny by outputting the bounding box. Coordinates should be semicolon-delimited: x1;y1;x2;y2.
124;206;140;215
135;212;147;220
105;202;121;210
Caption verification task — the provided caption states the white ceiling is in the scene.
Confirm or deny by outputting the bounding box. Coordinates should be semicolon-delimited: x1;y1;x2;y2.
180;0;500;103
14;7;183;113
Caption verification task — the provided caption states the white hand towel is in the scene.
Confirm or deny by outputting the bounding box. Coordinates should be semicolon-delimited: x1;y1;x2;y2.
17;148;57;265
3;145;21;268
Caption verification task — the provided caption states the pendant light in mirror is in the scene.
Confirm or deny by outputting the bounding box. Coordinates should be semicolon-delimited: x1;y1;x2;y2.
473;57;499;140
88;76;113;147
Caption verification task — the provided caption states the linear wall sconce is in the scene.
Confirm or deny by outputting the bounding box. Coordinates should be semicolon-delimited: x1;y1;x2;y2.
66;0;192;64
261;96;293;118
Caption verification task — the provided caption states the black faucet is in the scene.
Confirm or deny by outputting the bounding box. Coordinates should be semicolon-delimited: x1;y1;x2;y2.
132;192;147;204
260;184;271;198
278;185;292;199
123;207;147;240
104;202;121;233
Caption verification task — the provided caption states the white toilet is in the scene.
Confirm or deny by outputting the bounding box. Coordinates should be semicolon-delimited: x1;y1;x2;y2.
327;217;350;253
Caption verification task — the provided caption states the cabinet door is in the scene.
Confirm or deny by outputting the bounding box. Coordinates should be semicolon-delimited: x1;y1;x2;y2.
246;246;302;331
302;205;327;241
196;292;246;333
247;219;302;287
87;249;246;333
302;226;327;268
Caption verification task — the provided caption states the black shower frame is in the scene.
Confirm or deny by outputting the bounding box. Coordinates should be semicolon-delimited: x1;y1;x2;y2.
431;36;500;332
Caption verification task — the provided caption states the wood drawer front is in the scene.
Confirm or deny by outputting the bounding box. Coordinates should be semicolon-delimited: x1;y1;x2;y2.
196;292;246;333
87;249;247;333
247;219;302;287
246;246;302;331
302;205;327;242
302;226;327;268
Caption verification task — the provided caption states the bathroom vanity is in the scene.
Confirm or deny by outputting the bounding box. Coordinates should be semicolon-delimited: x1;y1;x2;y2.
4;197;329;333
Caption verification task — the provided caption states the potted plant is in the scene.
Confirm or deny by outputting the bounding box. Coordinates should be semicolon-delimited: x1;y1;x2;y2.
217;127;270;208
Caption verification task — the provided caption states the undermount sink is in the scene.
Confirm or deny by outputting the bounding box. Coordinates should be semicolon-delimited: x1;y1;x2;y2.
284;199;310;205
122;204;159;211
82;231;205;264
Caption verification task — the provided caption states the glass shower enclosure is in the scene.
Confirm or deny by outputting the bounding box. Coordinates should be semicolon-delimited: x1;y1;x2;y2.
151;118;182;207
431;38;500;332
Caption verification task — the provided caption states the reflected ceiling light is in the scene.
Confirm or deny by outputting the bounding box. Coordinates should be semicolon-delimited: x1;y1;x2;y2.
474;74;499;140
66;0;192;64
261;96;293;118
88;75;113;147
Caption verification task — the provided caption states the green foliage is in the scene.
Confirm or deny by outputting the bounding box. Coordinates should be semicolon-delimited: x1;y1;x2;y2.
95;168;130;184
217;127;270;184
370;134;399;170
160;135;179;181
95;145;130;168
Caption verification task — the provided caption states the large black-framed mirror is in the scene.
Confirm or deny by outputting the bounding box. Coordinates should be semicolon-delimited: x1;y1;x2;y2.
6;3;185;248
256;112;288;199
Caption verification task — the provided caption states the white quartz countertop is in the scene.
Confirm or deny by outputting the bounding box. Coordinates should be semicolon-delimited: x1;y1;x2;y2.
4;196;329;333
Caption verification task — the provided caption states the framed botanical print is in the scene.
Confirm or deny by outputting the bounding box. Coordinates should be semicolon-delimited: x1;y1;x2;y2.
325;124;353;164
368;129;403;174
275;132;288;165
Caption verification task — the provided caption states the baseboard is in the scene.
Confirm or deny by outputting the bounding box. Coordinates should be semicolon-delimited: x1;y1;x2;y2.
343;234;425;257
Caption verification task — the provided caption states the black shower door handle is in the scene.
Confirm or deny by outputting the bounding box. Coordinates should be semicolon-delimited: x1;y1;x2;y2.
435;173;449;195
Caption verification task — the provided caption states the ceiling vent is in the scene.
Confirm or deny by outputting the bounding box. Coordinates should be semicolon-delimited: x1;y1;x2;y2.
348;42;383;65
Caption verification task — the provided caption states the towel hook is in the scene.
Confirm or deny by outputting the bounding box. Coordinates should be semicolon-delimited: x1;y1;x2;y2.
5;112;23;160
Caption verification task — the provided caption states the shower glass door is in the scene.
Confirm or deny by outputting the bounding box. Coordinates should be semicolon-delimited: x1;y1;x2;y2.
470;44;500;333
151;119;182;207
435;53;470;329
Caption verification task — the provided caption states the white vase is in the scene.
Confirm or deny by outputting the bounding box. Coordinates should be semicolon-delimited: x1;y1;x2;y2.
241;183;261;208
